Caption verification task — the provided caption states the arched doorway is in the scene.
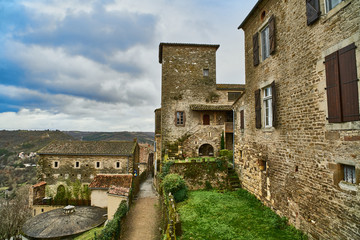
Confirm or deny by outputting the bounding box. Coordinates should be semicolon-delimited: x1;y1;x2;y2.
199;144;214;156
203;114;210;125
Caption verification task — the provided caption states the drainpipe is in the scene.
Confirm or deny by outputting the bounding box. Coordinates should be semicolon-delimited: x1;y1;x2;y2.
127;156;129;173
232;109;235;169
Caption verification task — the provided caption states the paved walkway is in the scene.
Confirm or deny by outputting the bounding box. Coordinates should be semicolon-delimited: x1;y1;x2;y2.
121;176;160;240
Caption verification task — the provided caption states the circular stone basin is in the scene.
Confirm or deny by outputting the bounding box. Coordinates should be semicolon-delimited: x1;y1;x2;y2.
22;206;107;239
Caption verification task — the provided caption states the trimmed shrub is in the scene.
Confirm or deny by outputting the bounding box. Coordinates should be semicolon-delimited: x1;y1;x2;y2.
162;174;187;202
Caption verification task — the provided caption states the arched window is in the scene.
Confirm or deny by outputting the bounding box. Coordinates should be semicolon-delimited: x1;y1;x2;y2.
203;114;210;125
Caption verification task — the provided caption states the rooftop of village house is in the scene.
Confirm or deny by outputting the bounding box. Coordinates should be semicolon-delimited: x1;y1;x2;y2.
37;140;137;156
89;174;133;190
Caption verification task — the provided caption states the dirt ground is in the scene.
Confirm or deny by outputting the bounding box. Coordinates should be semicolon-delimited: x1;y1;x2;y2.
120;176;161;240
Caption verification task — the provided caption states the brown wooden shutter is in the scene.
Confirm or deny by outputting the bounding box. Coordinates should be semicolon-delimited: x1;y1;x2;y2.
325;51;342;123
269;15;276;54
338;43;359;122
253;33;259;66
255;89;262;128
240;110;244;130
306;0;320;26
271;81;277;127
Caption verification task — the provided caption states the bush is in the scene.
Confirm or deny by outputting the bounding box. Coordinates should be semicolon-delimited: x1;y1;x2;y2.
219;149;233;163
162;174;187;202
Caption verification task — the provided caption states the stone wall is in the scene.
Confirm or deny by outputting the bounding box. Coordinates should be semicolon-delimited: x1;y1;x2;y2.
160;44;232;158
234;0;360;239
169;161;228;190
38;155;133;185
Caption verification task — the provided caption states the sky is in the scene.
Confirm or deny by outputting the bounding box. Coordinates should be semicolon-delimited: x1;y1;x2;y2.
0;0;257;132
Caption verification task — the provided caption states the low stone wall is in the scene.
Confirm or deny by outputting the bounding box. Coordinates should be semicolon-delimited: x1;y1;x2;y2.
169;160;228;190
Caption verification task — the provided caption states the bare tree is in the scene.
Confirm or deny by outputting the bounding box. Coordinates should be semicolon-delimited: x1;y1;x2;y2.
0;186;31;240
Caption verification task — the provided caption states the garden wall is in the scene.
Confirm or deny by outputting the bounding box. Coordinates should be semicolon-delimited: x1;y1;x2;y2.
169;160;228;190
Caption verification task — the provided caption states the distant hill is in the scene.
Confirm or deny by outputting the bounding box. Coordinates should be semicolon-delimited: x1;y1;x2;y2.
65;131;154;144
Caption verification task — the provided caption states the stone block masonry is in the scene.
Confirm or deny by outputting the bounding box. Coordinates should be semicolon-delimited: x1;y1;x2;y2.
234;0;360;239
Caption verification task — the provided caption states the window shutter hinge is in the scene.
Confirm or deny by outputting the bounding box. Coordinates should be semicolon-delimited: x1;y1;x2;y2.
326;117;329;120
324;87;327;90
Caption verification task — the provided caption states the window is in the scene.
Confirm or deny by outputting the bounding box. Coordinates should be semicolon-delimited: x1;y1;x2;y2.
343;164;356;184
203;69;209;77
53;161;59;168
96;161;101;169
325;43;359;123
325;0;342;12
255;81;277;129
176;111;185;126
240;110;244;130
75;161;80;168
116;162;121;168
203;114;210;125
261;26;270;61
263;86;273;127
259;160;267;171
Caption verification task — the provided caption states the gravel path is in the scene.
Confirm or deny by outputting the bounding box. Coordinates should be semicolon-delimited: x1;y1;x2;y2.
121;176;160;240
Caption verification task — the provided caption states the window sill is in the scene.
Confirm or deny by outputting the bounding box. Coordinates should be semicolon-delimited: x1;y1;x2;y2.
322;0;352;23
262;127;274;132
326;121;360;131
338;181;358;192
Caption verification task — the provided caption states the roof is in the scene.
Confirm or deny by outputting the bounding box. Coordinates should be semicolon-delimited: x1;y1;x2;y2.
22;206;107;239
32;181;46;188
190;104;233;111
216;84;245;91
89;174;133;190
38;140;137;156
238;0;264;29
159;42;220;63
108;186;131;196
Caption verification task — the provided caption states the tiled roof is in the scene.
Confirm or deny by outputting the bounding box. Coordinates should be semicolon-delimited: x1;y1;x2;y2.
159;42;220;63
190;104;233;111
216;84;245;91
32;181;46;188
38;141;136;156
108;186;130;196
89;174;132;190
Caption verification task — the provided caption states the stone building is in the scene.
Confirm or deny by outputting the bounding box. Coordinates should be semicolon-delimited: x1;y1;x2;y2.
233;0;360;239
36;140;139;194
155;43;244;159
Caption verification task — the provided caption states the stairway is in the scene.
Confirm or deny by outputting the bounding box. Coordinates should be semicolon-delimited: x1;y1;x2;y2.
227;167;241;190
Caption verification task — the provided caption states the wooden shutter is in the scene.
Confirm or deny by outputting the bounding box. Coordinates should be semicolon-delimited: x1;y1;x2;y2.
240;110;244;130
271;81;277;127
255;89;262;129
253;33;259;66
325;51;342;123
306;0;320;26
338;43;359;122
269;15;276;54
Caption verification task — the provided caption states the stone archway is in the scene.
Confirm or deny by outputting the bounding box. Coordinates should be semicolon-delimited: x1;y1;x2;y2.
199;144;214;156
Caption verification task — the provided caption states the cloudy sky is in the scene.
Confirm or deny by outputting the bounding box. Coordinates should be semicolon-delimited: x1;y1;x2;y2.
0;0;257;132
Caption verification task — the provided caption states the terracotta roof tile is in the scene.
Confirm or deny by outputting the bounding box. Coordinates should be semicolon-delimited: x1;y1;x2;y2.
108;186;131;196
32;181;46;188
216;84;245;91
89;174;132;189
190;104;233;111
38;141;136;156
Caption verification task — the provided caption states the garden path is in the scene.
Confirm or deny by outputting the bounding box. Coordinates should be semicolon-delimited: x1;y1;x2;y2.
120;175;160;240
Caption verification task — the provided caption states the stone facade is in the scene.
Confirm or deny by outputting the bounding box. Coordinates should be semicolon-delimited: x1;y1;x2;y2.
234;0;360;239
37;140;139;194
156;43;244;159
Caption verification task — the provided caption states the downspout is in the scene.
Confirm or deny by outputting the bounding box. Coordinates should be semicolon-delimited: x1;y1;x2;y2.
232;109;235;169
127;156;129;173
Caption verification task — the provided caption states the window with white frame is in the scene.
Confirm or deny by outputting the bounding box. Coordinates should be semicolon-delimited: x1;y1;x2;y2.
343;164;356;184
263;86;272;127
325;0;343;12
261;25;270;61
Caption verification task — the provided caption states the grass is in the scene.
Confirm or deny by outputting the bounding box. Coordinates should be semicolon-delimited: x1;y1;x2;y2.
74;226;104;240
177;190;307;240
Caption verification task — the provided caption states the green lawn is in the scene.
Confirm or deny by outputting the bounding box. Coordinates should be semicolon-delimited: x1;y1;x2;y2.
74;226;104;240
177;190;307;240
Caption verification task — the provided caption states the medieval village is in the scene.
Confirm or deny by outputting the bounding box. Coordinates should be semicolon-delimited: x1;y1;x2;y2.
0;0;360;239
